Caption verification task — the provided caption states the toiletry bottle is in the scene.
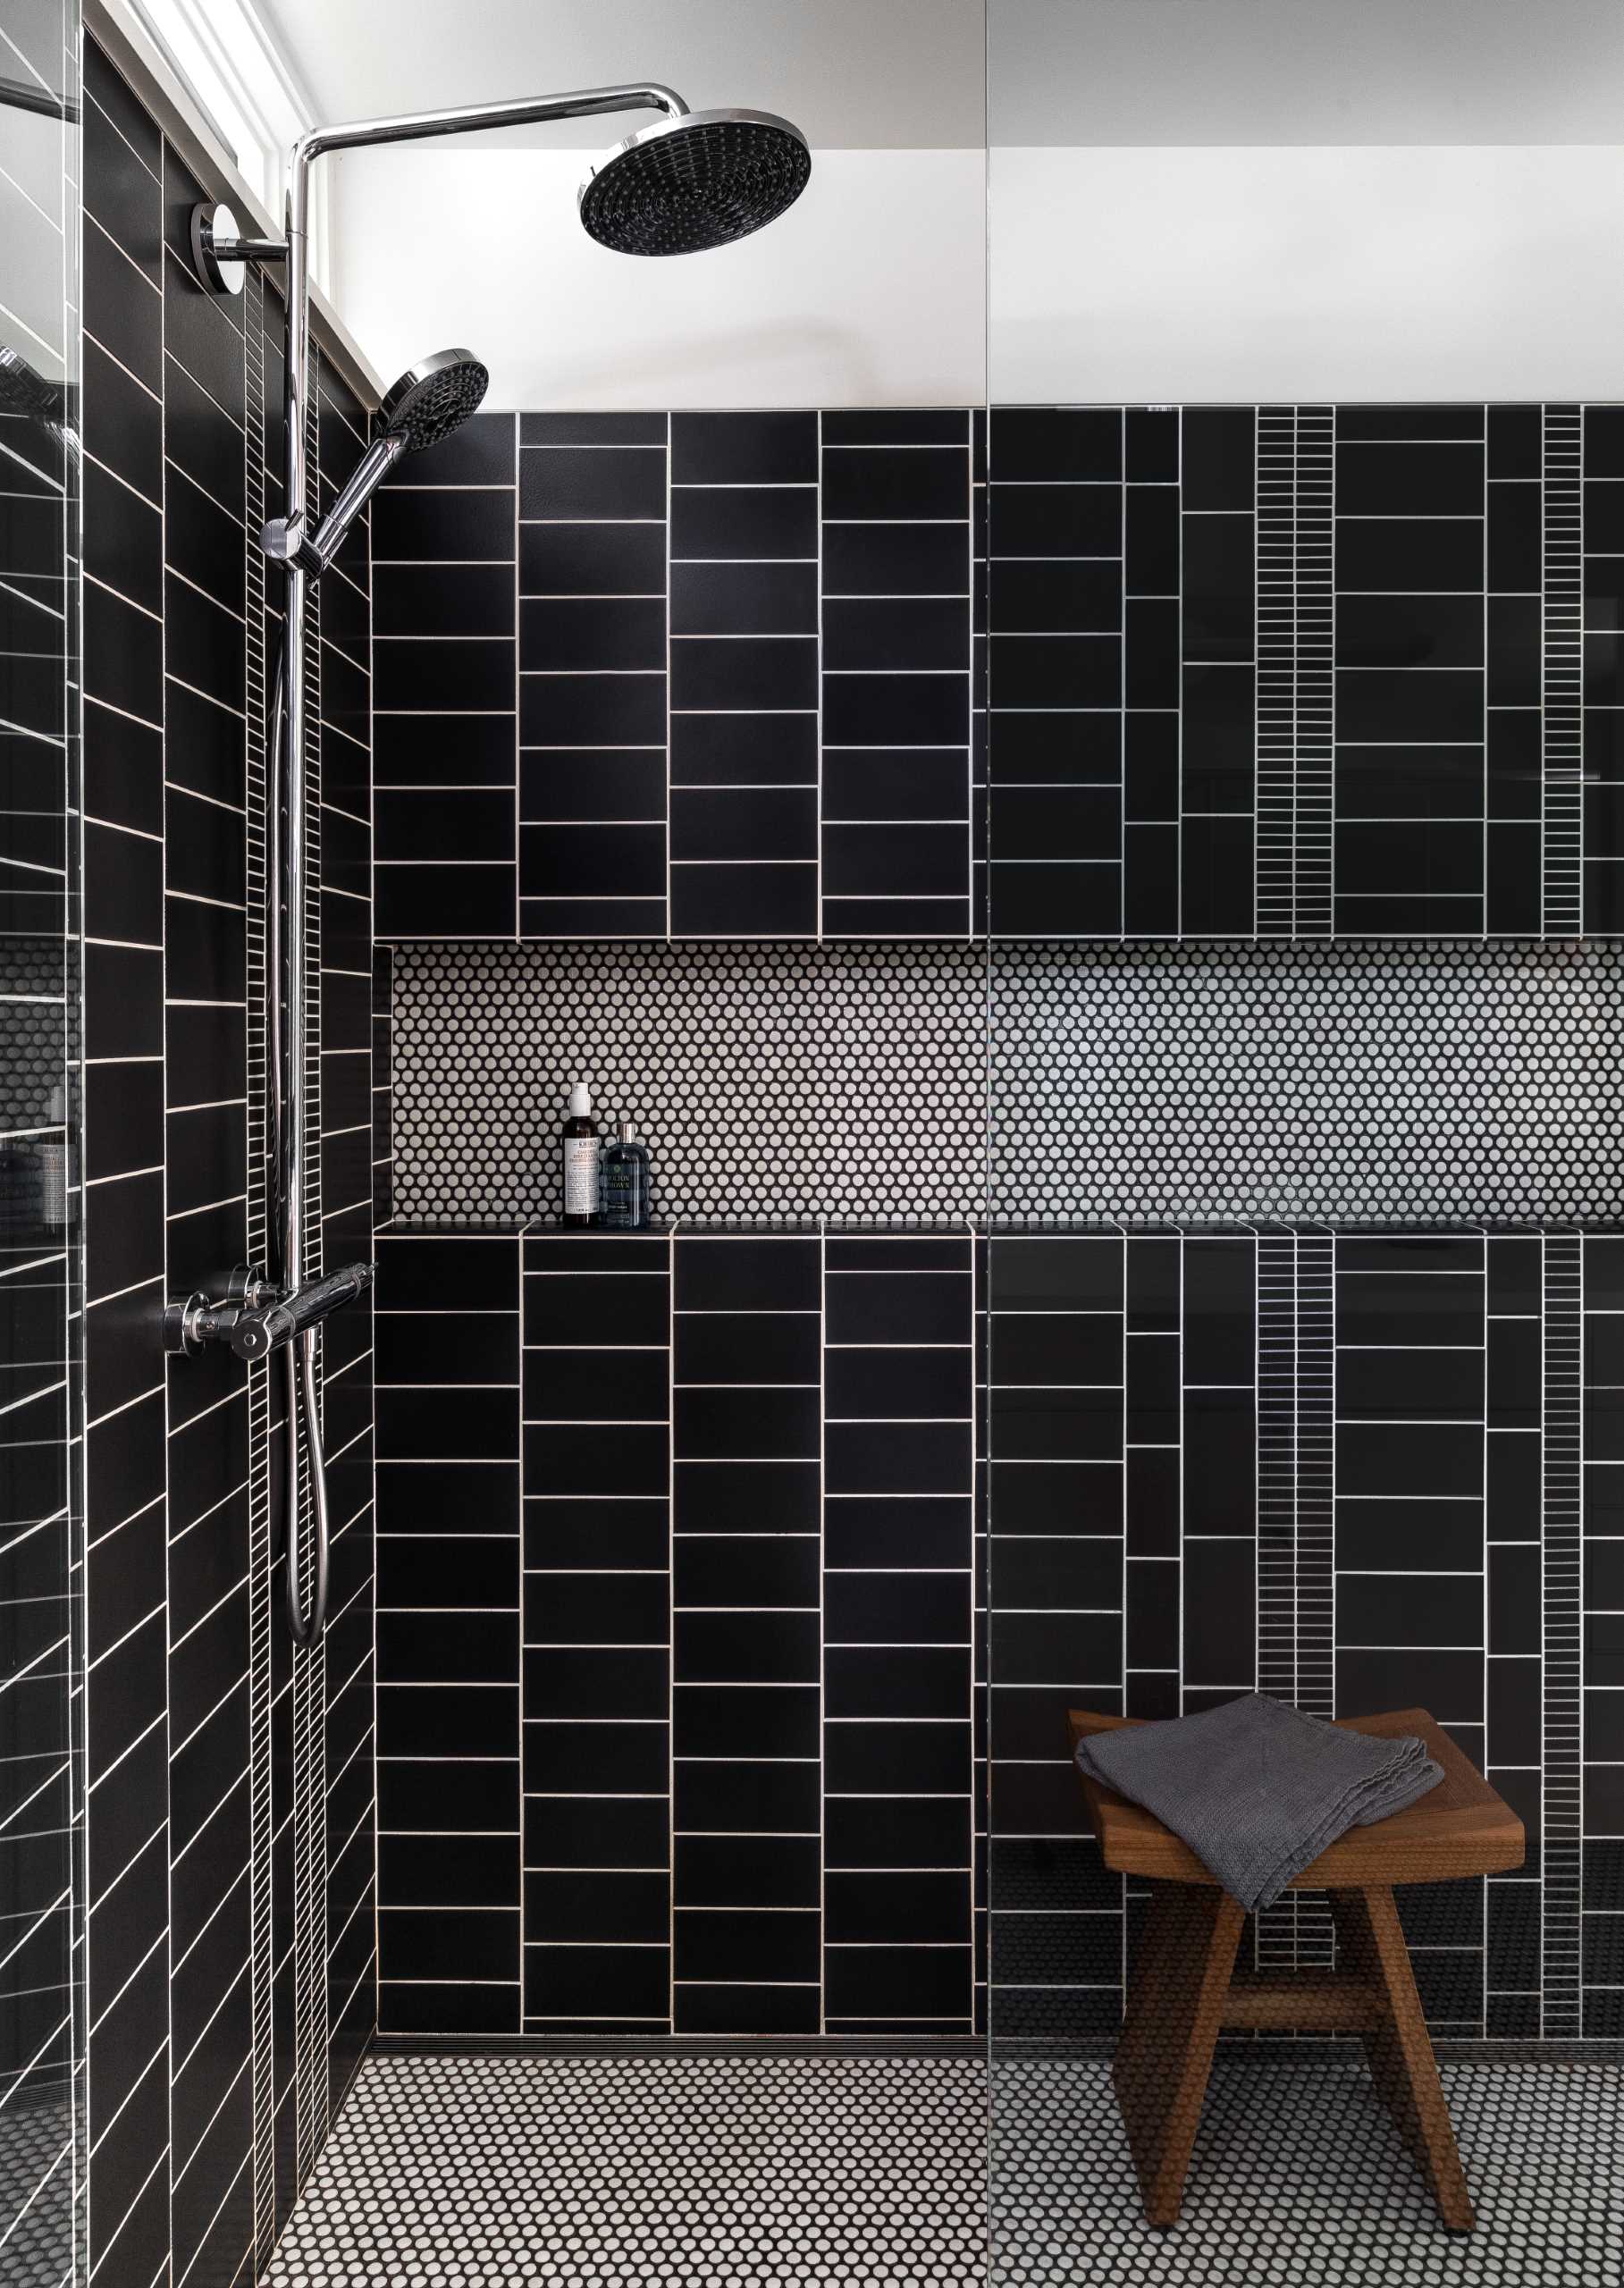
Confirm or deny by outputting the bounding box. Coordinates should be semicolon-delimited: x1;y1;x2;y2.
561;1082;598;1228
601;1118;652;1230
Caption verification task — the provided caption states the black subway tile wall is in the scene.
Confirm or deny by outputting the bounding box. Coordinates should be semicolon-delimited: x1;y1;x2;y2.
820;415;974;936
79;38;374;2284
373;409;517;939
374;1219;1615;2046
1583;1235;1624;2040
1;9;82;2279
988;402;1609;938
976;1227;1598;2043
374;1228;977;2037
671;413;814;938
373;402;1624;941
372;410;978;941
374;1231;520;2032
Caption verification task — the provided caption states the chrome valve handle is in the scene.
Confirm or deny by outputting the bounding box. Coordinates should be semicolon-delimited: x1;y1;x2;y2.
164;1260;374;1361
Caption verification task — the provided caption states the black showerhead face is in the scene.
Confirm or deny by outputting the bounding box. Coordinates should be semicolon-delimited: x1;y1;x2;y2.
379;349;490;451
578;108;811;257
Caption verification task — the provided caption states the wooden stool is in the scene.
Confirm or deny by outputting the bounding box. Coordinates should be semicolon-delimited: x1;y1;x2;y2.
1068;1707;1524;2233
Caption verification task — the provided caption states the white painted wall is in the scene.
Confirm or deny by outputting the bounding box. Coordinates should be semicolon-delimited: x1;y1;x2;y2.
989;144;1624;403
329;147;987;408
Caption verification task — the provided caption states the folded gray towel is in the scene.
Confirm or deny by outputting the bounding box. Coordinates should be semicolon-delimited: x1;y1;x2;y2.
1073;1694;1443;1911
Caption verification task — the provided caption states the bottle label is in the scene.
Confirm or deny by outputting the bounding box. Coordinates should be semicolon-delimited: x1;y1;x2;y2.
563;1134;598;1217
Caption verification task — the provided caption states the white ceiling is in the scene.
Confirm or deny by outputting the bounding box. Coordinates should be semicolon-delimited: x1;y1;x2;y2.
258;0;989;147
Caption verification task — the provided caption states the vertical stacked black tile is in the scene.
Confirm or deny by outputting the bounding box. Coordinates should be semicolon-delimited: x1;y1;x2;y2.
1583;407;1624;933
373;408;516;937
1253;1228;1300;1971
1544;407;1584;935
1293;1239;1336;1709
972;411;988;934
1485;1235;1544;2036
1122;409;1179;935
1179;1235;1257;1708
820;415;973;935
1582;1236;1623;2035
1256;408;1334;938
1179;409;1256;936
972;1234;989;2032
1292;408;1335;935
374;1231;520;2034
672;1235;818;2031
987;411;1123;937
1333;408;1486;933
521;414;666;937
987;1234;1123;2038
524;1231;670;2031
2;5;81;2279
822;1236;974;2030
668;414;813;936
1544;1232;1584;2036
1334;1234;1486;2032
80;47;171;2284
1123;1234;1179;1726
1485;410;1543;931
316;357;377;2112
1255;411;1295;935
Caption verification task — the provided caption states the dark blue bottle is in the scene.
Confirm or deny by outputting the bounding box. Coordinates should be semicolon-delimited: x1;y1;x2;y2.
600;1118;652;1230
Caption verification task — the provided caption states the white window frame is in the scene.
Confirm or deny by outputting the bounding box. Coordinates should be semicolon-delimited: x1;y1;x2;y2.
119;0;331;287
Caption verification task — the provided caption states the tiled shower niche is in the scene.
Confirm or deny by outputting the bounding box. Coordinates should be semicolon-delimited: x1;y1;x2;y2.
389;938;1624;1226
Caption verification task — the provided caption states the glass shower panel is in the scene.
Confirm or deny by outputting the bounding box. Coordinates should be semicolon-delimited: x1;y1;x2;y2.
986;6;1624;2284
1;3;85;2282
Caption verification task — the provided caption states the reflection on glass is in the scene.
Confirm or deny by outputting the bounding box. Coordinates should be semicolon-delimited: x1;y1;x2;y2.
1;4;85;2283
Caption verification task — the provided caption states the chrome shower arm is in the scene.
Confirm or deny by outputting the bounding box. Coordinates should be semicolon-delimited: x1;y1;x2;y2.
290;80;687;172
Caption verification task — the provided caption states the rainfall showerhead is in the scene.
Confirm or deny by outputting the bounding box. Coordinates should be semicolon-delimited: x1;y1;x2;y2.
578;107;811;256
377;349;490;451
265;349;488;578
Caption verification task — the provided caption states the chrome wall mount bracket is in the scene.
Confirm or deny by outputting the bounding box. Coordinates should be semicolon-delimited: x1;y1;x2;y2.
189;200;288;297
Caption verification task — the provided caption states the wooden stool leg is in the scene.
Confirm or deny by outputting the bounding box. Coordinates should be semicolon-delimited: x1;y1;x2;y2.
1111;1880;1245;2228
1328;1885;1475;2232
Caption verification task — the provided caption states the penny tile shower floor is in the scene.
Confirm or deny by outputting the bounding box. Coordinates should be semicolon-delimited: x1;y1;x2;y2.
261;2050;1621;2285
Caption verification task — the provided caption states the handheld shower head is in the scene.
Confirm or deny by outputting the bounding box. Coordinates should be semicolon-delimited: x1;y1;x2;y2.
578;108;810;256
265;348;489;577
377;348;491;451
